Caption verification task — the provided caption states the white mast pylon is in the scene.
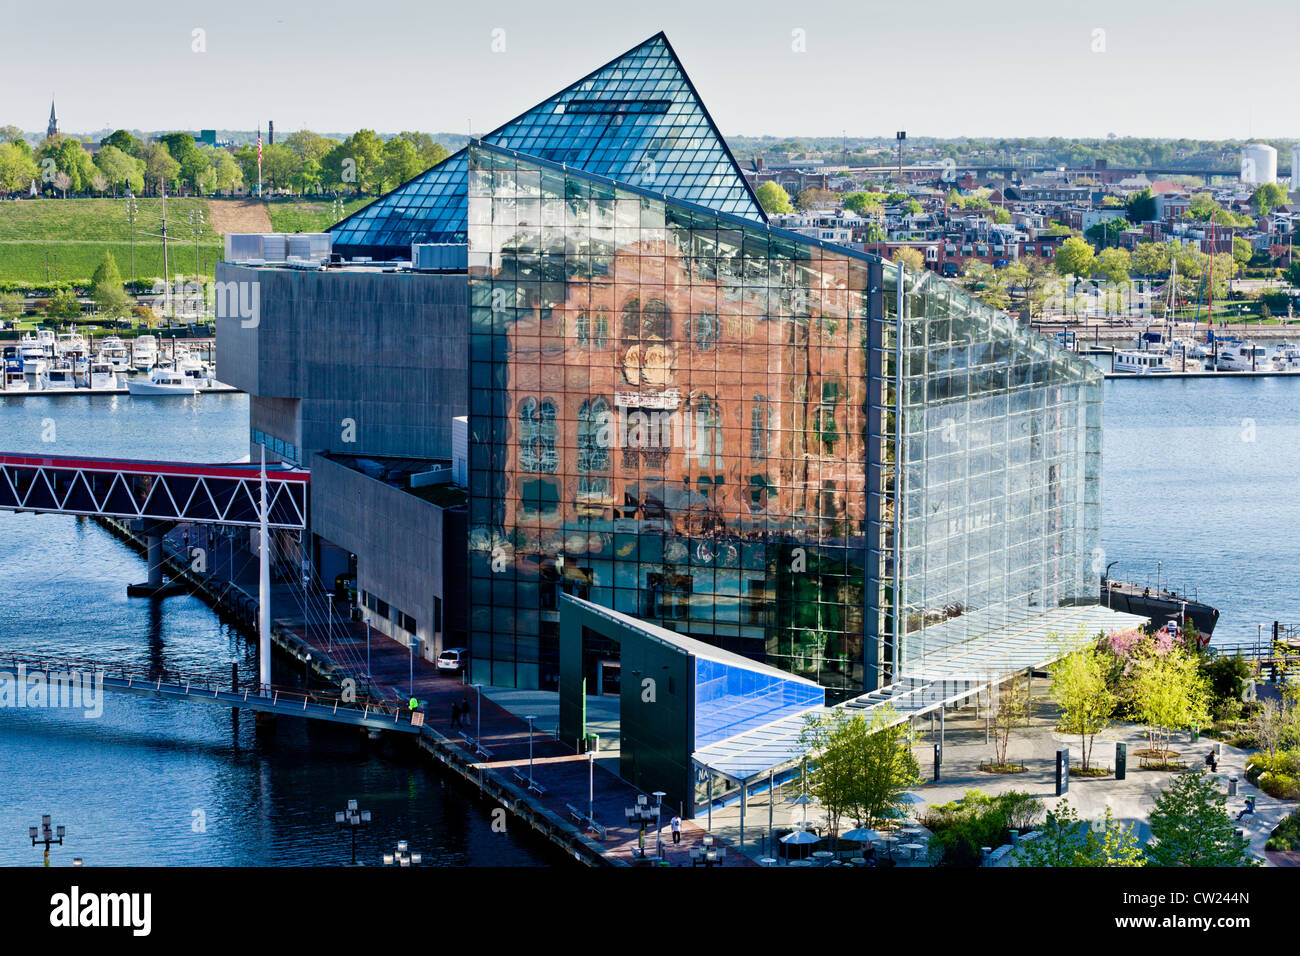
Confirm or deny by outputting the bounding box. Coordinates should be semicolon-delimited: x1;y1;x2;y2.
259;447;271;696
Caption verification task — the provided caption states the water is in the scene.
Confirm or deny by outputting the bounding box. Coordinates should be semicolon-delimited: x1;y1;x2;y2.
1102;376;1300;645
0;393;550;866
1;379;1295;863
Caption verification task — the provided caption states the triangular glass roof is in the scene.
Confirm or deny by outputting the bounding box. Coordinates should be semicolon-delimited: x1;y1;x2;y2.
330;33;766;258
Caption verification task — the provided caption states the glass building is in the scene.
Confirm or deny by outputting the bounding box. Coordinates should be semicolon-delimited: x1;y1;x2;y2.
331;33;764;260
464;141;1101;700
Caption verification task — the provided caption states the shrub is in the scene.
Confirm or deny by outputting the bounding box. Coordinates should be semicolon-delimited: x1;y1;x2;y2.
1266;811;1300;852
922;790;1044;867
1245;750;1300;799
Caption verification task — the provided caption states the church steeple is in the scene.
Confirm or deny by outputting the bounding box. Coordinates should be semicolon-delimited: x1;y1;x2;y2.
47;97;57;139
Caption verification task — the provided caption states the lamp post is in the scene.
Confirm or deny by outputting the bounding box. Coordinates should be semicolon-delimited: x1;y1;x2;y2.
587;751;596;824
29;815;65;867
334;799;371;866
652;790;666;858
363;616;372;697
624;795;657;860
471;682;484;744
525;714;537;787
304;652;312;689
326;593;334;652
383;840;421;867
408;635;415;700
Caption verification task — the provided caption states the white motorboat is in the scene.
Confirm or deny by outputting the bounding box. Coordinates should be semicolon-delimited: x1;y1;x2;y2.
87;359;118;390
1270;345;1300;371
127;367;198;396
98;336;132;373
3;359;28;391
174;348;211;387
16;339;47;376
1113;350;1172;374
133;335;158;371
1215;341;1268;371
40;360;76;390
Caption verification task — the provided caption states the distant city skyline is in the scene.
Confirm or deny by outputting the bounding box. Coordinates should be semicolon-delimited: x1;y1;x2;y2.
8;0;1300;140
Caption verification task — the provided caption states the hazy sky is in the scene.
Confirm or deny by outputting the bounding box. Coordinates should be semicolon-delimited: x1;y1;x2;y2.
7;0;1299;140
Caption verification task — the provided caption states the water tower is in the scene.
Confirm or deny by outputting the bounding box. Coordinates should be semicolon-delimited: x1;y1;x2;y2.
1241;143;1277;185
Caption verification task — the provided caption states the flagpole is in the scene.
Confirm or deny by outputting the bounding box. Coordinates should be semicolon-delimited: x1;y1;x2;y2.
257;125;263;199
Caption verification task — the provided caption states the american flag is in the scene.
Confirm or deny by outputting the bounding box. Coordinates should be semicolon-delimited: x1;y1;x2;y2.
257;131;262;163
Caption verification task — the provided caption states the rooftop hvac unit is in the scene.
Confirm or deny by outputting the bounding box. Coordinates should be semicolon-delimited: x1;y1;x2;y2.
411;243;468;271
259;234;287;262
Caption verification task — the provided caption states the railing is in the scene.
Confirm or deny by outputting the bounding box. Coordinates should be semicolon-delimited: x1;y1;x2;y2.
0;652;421;727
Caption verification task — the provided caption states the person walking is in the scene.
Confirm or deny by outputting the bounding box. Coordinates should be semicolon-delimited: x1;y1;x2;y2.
670;814;681;845
459;696;470;731
450;702;460;730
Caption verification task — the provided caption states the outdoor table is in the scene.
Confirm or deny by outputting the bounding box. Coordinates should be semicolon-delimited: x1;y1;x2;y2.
902;843;925;861
901;827;923;838
759;857;777;867
812;850;835;861
849;857;867;867
789;859;814;867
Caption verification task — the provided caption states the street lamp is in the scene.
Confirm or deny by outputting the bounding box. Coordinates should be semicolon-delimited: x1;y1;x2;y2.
652;791;666;858
383;840;422;867
304;652;312;689
525;714;537;787
363;616;372;697
334;799;371;866
326;593;334;652
624;795;658;859
587;751;596;824
29;815;65;867
471;682;484;746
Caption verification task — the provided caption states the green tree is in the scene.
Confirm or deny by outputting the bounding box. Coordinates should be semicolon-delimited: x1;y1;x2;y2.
0;142;39;193
1127;641;1210;758
157;133;207;193
1095;247;1131;286
1250;182;1287;217
1131;241;1172;277
0;291;24;320
46;289;81;319
891;247;925;272
794;187;834;211
395;131;449;171
322;130;385;195
755;181;793;214
91;250;129;317
140;142;179;195
100;129;144;156
93;145;145;196
1232;236;1253;268
380;136;422;192
842;190;882;215
992;673;1031;767
1013;804;1144;867
1146;770;1256;866
1051;642;1117;771
1126;187;1156;224
1054;236;1096;278
799;705;920;835
1085;217;1130;250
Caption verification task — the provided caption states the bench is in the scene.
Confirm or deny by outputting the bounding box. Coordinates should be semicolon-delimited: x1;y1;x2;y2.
511;766;547;795
565;804;607;840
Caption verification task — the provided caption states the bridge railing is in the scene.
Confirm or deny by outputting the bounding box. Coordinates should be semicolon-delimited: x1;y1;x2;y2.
0;652;421;725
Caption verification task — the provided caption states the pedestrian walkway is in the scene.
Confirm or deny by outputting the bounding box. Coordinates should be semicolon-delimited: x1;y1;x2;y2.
153;523;752;866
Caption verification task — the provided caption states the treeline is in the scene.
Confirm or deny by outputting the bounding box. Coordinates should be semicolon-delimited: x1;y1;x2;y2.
0;125;450;198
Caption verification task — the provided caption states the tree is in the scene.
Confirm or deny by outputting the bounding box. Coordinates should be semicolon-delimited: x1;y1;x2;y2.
379;136;421;193
1013;804;1144;867
0;142;39;194
798;705;920;837
991;674;1031;767
755;181;792;214
140;142;179;195
205;147;242;194
322;130;385;195
91;250;129;317
100;129;144;156
1250;182;1287;217
1126;187;1156;224
891;247;925;272
395;131;449;171
0;125;24;145
45;289;81;319
795;187;834;211
1085;218;1130;250
1146;770;1256;867
1054;236;1096;278
158;133;207;193
0;291;24;320
1051;642;1116;771
1095;247;1131;286
841;190;882;215
93;145;144;196
1232;236;1253;269
1131;240;1172;277
1126;641;1210;758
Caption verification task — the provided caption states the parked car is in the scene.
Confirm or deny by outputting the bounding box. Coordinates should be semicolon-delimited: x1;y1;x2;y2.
436;647;468;672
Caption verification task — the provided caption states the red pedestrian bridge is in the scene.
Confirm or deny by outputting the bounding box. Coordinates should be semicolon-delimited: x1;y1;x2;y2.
0;453;308;529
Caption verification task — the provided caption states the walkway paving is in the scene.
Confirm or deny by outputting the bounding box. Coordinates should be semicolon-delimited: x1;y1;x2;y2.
152;523;751;866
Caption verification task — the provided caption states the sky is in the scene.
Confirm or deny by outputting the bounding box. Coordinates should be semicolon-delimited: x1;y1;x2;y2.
6;0;1300;141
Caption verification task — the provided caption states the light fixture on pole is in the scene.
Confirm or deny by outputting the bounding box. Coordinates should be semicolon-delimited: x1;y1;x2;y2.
334;798;371;866
29;814;65;867
383;840;422;867
363;616;372;697
624;794;658;859
525;714;537;787
471;682;484;747
652;790;666;858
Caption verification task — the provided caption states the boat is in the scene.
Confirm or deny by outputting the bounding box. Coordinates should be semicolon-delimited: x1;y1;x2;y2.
87;359;118;390
1101;573;1219;638
98;336;132;373
126;367;198;396
1215;341;1268;371
173;348;211;388
39;360;76;390
133;335;158;371
16;338;48;376
1113;349;1171;374
3;358;28;392
1270;345;1300;371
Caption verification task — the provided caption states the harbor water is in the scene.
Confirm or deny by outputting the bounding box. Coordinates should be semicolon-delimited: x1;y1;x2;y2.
0;393;550;866
0;377;1295;863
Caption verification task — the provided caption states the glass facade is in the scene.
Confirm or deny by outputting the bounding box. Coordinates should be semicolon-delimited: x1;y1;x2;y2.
874;269;1102;681
694;656;824;749
331;33;764;258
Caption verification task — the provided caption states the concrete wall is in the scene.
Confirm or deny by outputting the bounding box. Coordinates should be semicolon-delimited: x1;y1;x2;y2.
216;264;469;460
310;454;466;659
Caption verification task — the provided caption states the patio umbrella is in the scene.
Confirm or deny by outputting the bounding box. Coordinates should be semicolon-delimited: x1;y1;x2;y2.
841;827;883;844
780;829;822;845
